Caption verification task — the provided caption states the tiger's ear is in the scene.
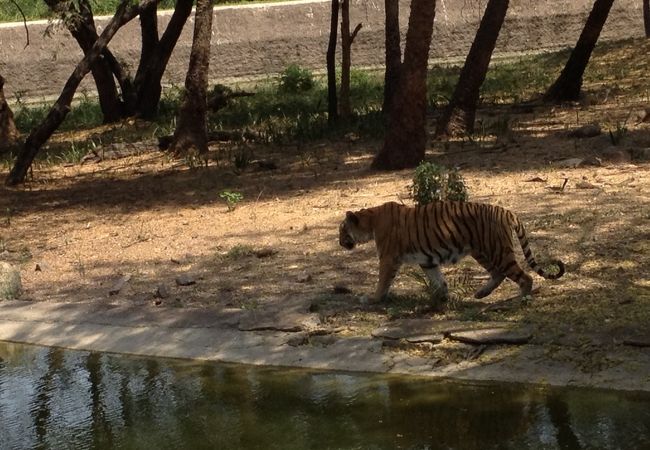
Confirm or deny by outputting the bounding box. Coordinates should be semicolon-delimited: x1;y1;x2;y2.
345;211;359;225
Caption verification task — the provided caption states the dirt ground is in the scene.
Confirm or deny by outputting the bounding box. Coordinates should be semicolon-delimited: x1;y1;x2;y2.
1;93;649;359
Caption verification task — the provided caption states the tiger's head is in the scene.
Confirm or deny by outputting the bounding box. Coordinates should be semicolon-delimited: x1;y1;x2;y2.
339;210;374;250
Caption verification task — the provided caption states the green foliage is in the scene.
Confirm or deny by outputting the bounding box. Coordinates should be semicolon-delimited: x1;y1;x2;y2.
278;65;315;93
410;162;468;205
219;190;244;211
225;244;255;259
0;0;176;22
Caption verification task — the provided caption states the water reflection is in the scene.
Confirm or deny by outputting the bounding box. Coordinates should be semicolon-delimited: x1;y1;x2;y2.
1;341;650;449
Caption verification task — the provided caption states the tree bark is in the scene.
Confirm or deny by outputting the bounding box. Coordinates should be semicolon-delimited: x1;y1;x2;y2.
45;0;124;123
544;0;615;103
339;0;362;119
168;0;214;156
372;0;436;170
326;0;339;124
5;0;158;186
133;0;193;119
643;0;650;38
435;0;509;137
383;0;401;116
0;75;19;151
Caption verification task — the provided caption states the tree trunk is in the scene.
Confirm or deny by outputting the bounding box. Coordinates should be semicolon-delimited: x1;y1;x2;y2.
5;0;156;186
643;0;650;38
544;0;615;103
45;0;124;123
372;0;436;170
134;0;193;119
435;0;509;137
339;0;362;119
326;0;339;124
383;0;401;115
168;0;213;156
0;75;19;151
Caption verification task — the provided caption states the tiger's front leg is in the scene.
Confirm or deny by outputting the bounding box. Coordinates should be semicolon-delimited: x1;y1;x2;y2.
373;257;402;302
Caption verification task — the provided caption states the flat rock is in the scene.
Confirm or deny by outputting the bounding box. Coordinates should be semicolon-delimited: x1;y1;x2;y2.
154;284;170;299
598;146;631;163
448;327;533;345
238;297;320;332
405;334;444;344
371;319;511;340
175;275;196;286
568;123;601;138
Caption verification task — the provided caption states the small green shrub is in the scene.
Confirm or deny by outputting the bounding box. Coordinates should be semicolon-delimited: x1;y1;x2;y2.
279;65;315;93
410;162;468;205
219;190;244;211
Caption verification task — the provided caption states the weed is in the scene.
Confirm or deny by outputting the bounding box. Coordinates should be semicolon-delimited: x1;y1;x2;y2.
608;118;629;146
279;64;315;93
225;244;255;259
410;162;469;205
219;190;244;211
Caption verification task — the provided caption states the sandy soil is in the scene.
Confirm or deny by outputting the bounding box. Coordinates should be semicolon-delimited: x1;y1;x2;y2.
1;94;649;354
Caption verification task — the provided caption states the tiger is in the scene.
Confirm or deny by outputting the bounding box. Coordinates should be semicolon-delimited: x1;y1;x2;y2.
338;201;565;303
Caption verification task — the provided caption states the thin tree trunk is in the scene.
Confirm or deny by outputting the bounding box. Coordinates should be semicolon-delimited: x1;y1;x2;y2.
0;75;19;151
544;0;615;103
169;0;213;156
326;0;339;124
5;0;157;186
643;0;650;38
134;0;193;119
383;0;401;115
339;0;362;119
372;0;436;170
45;0;124;123
436;0;509;137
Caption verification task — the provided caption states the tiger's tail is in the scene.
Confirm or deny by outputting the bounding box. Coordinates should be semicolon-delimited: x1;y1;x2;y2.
511;214;565;280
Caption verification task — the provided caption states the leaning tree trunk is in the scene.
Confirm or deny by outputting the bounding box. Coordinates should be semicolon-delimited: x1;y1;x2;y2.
168;0;213;156
383;0;401;116
5;0;157;186
45;0;124;123
544;0;615;103
372;0;436;170
339;0;362;119
0;75;19;151
643;0;650;38
435;0;509;137
326;0;340;124
133;0;194;119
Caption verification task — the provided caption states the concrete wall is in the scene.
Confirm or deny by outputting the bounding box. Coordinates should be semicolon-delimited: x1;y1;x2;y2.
0;0;643;100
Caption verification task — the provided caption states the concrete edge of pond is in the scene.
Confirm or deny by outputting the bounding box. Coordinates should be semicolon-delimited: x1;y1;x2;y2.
1;300;649;392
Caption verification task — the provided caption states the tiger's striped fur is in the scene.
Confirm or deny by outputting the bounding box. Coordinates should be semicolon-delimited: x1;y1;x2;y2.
339;201;565;302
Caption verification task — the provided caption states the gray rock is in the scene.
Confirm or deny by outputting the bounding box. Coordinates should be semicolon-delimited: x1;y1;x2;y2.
0;262;21;300
108;274;131;296
297;273;313;283
568;123;601;138
597;146;632;163
239;297;320;332
631;147;650;162
154;284;170;299
447;327;533;345
405;334;444;344
175;275;196;286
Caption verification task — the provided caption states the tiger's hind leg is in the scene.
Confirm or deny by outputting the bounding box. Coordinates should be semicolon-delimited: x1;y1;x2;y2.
419;264;449;300
500;251;533;298
472;253;505;299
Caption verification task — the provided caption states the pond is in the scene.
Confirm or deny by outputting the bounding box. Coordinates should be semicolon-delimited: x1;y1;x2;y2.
1;341;650;450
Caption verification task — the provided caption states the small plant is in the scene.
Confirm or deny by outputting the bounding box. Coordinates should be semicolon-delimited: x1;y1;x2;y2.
410;162;469;205
219;190;244;211
608;121;628;146
232;147;252;174
278;64;315;93
225;244;255;259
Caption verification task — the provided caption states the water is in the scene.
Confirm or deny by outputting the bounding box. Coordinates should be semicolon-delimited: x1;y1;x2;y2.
1;342;650;450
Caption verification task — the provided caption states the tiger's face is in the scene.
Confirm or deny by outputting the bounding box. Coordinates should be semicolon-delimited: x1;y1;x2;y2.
339;210;374;250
